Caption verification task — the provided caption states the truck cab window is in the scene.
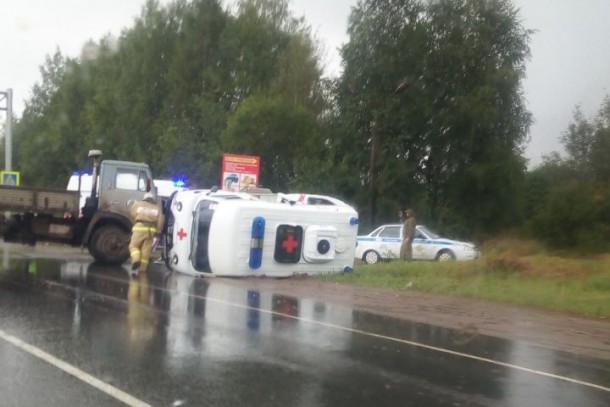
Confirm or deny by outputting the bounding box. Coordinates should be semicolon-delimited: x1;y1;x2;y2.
115;169;149;191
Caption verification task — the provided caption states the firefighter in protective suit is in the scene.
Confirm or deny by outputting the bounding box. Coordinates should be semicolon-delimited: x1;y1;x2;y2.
129;192;164;273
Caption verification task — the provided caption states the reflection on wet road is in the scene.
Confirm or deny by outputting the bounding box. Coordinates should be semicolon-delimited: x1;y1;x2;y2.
1;246;609;407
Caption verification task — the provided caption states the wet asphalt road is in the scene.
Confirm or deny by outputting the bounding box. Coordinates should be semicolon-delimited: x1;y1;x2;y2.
0;243;609;407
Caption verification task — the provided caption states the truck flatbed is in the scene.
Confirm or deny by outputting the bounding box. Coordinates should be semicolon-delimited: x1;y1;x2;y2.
0;185;81;216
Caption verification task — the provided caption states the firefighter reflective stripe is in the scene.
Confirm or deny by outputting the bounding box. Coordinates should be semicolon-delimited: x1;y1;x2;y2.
134;205;160;223
249;216;265;270
132;225;157;233
130;248;141;263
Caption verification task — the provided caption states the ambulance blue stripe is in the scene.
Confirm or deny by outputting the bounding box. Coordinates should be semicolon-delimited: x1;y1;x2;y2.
249;217;265;270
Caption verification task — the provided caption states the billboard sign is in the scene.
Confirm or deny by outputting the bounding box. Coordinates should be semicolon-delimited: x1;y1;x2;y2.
221;154;260;192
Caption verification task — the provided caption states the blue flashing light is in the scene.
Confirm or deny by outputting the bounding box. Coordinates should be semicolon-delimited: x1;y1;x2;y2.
349;217;359;226
172;176;188;188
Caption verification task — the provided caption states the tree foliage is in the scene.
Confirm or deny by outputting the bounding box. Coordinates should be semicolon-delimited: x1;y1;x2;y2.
526;98;610;251
335;0;532;237
13;0;324;189
9;0;553;242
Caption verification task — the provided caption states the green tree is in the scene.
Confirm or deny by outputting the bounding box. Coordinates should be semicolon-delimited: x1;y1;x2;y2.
13;0;328;191
222;94;321;191
220;0;327;191
528;180;608;251
336;0;429;227
526;97;610;251
13;50;77;186
336;0;532;236
560;106;595;177
588;97;610;182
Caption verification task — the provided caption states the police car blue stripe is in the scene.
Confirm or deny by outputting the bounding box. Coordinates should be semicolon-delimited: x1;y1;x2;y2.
425;240;455;246
357;237;402;243
357;237;456;246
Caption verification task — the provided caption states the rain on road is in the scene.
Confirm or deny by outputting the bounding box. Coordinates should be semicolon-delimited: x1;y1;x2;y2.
1;243;609;406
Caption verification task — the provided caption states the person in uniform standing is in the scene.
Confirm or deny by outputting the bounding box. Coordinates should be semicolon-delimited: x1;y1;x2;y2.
399;208;416;261
129;192;164;273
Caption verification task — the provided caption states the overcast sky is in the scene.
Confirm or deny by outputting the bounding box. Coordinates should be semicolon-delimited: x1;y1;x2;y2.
2;0;610;167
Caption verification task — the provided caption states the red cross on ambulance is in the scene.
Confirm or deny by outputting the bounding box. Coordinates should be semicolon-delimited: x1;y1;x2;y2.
282;234;299;253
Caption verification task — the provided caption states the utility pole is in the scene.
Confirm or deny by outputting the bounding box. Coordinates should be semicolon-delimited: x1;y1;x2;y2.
0;88;13;171
1;89;14;269
368;119;378;227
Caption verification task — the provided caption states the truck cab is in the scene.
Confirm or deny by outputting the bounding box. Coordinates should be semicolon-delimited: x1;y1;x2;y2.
81;156;156;265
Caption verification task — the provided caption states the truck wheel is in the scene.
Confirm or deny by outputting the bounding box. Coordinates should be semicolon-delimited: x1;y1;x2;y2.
89;225;130;265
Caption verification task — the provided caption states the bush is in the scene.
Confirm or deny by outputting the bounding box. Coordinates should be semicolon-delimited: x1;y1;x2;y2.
529;181;610;252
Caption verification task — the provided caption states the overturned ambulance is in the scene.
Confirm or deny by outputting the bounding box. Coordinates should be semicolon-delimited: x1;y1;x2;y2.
162;189;359;277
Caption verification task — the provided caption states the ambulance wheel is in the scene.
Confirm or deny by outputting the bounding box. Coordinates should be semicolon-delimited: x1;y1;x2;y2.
363;250;381;264
89;225;130;265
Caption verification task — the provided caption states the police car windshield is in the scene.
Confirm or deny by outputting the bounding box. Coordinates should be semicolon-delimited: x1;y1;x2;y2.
419;226;440;239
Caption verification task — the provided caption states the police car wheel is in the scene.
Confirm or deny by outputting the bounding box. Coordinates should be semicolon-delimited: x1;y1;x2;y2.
363;250;380;264
436;250;455;262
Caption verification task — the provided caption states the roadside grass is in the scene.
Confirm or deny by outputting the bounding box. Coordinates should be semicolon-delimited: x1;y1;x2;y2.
317;237;610;318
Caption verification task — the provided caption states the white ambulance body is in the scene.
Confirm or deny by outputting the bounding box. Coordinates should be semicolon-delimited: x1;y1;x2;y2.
163;189;359;277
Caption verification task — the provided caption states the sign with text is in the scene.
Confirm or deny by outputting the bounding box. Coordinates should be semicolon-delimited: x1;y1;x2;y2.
221;153;260;192
1;171;20;186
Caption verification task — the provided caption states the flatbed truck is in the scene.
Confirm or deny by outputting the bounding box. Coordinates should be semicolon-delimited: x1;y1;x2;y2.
0;150;157;265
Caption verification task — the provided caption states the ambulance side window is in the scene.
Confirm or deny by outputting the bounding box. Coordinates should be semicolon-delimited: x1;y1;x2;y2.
192;200;214;272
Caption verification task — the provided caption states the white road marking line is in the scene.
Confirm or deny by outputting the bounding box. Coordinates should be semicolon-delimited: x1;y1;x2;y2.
201;295;610;393
0;329;155;407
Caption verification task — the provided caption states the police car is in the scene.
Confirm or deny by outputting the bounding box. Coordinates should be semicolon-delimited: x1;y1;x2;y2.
355;224;480;264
